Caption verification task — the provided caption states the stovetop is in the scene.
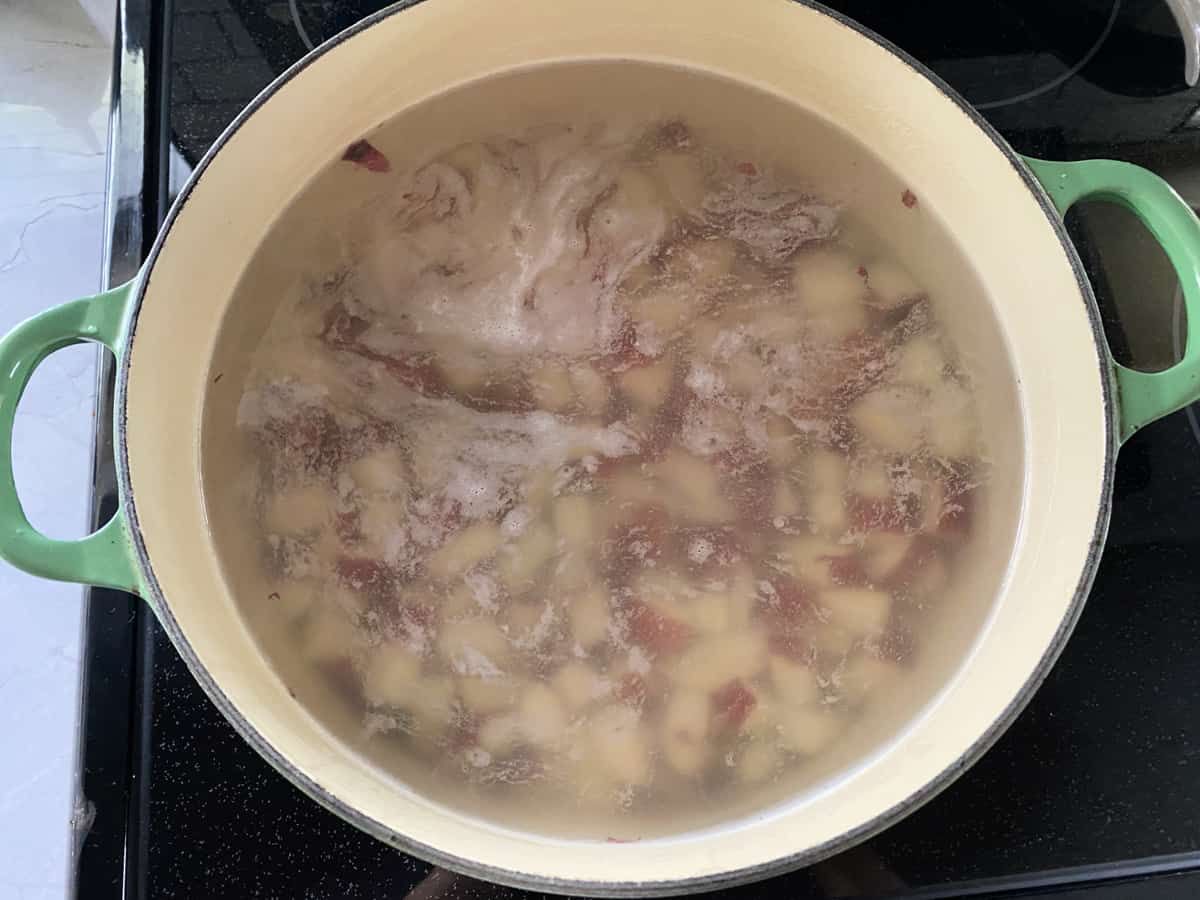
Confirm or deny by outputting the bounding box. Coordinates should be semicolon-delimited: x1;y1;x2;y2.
74;2;1200;898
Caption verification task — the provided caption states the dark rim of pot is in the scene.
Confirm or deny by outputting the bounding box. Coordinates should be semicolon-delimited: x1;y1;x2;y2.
113;0;1117;895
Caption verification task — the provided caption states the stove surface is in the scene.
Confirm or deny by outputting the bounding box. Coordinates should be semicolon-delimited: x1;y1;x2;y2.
75;2;1200;898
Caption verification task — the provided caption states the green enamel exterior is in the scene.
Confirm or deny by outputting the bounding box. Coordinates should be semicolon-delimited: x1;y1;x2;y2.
1024;156;1200;443
0;281;143;594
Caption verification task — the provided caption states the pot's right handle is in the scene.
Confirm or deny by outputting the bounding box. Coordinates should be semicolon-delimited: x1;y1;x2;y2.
1024;156;1200;443
0;282;142;593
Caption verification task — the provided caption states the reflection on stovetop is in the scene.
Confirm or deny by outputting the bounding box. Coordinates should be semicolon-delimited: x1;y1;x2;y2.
78;1;1200;898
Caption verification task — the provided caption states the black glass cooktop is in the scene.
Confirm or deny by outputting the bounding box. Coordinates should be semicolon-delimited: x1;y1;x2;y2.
75;2;1200;898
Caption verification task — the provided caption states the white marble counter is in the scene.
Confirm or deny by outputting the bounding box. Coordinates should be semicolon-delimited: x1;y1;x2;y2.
0;2;114;898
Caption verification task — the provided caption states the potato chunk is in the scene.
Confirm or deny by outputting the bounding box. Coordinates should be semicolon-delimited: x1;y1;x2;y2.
820;588;891;636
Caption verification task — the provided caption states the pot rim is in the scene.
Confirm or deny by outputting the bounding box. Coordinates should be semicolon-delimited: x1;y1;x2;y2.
112;1;1117;894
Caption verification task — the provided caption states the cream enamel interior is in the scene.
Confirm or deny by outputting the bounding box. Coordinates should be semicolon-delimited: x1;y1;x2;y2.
121;0;1110;889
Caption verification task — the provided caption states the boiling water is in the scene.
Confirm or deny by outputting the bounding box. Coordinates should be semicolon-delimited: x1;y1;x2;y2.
204;63;1019;839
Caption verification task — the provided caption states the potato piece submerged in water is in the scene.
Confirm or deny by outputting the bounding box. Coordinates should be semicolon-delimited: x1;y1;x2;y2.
851;386;925;454
619;356;675;412
264;484;336;536
362;642;422;708
778;705;845;755
590;704;652;786
820;587;891;636
662;689;710;775
530;360;574;411
671;631;768;691
428;522;503;578
791;248;868;341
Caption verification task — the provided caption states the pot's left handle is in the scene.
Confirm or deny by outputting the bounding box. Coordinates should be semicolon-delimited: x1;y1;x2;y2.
1024;156;1200;443
0;282;142;594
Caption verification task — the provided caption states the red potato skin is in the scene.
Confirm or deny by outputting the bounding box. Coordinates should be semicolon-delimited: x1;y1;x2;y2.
933;485;975;541
848;492;922;533
761;577;816;660
824;553;869;586
626;601;692;655
616;672;648;707
342;139;391;173
603;505;668;579
712;679;757;730
335;556;396;591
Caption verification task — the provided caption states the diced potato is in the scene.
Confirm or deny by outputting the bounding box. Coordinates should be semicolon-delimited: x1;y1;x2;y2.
358;499;408;561
553;494;595;548
778;706;844;755
362;643;422;708
629;288;697;335
737;740;780;783
553;662;611;711
839;654;903;704
821;587;891;636
590;704;651;785
519;683;568;748
498;524;556;592
926;381;976;457
851;386;925;454
654;152;707;213
723;569;758;630
724;350;768;397
349;449;407;495
607;466;666;508
749;305;807;343
862;533;914;583
808;450;848;533
428;522;503;578
530;360;574;411
523;466;557;510
791;249;868;340
893;335;945;389
867;258;923;309
570;365;610;415
765;415;798;467
770;655;821;706
620;258;658;294
815;625;856;657
674;239;736;290
773;479;802;517
619;357;675;412
851;459;893;501
779;536;853;589
656;450;735;523
672;631;768;691
407;676;456;737
302;608;361;663
909;549;949;596
264;484;334;536
662;689;710;775
459;676;523;714
568;585;611;648
441;582;477;619
688;589;734;634
552;549;591;590
437;618;511;670
478;713;522;754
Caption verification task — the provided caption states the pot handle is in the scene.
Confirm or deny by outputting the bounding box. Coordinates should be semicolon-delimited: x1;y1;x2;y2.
0;282;142;593
1024;156;1200;443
